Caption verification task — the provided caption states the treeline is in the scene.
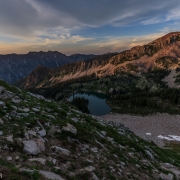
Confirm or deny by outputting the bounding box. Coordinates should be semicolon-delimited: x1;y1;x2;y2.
109;87;180;114
72;97;90;114
28;73;97;99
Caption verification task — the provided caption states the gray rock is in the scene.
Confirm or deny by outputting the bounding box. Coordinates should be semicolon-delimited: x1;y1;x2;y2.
0;131;3;135
3;144;9;150
0;86;5;94
32;108;40;112
145;150;154;160
22;108;30;112
12;98;21;104
0;101;5;106
52;158;57;165
27;130;37;137
0;118;4;124
9;110;17;117
20;169;65;180
71;118;78;122
51;146;70;156
109;88;114;93
36;138;45;152
91;147;98;153
29;158;46;165
27;92;45;100
159;173;174;180
39;170;65;180
38;129;46;137
62;123;77;134
11;105;18;110
46;114;55;120
119;144;125;149
85;166;95;172
167;173;174;180
7;135;13;143
7;157;12;161
23;140;40;155
101;131;107;136
18;113;29;117
92;173;99;180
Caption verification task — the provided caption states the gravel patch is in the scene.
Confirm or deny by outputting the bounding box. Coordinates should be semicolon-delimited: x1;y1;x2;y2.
100;113;180;146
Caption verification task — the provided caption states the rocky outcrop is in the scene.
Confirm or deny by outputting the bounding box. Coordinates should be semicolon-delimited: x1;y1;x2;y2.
1;80;180;179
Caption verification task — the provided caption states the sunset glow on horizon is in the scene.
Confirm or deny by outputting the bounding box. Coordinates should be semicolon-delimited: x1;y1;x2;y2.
0;0;180;55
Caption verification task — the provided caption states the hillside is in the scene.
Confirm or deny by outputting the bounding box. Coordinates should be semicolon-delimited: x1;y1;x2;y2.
0;51;95;84
1;80;180;179
19;32;180;89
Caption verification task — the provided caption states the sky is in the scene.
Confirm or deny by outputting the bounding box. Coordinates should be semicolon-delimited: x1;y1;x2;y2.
0;0;180;55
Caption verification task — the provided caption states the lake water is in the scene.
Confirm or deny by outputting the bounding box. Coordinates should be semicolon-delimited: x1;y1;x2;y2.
69;91;111;116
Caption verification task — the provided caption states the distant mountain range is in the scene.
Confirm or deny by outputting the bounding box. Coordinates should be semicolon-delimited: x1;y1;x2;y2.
18;32;180;89
0;51;95;83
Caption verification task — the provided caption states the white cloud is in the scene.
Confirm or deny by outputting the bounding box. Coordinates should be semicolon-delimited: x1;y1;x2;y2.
141;17;165;25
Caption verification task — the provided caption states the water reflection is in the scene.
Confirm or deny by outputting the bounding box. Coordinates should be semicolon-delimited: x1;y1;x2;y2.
69;91;111;116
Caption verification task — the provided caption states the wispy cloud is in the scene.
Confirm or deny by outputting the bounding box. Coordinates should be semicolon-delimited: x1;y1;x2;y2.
0;0;180;54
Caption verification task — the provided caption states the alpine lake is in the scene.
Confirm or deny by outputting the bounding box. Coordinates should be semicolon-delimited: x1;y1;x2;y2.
69;91;111;116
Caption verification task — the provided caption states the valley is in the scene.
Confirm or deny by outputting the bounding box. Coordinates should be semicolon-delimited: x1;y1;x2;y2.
2;32;180;179
2;1;180;179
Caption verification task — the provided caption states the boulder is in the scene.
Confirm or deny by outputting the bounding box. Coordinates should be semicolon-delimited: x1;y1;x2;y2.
23;140;40;155
62;123;77;134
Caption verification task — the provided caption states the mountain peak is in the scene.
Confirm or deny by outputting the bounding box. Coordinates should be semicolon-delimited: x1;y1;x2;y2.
149;32;180;46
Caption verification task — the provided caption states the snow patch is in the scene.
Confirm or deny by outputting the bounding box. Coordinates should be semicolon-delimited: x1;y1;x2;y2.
158;135;180;142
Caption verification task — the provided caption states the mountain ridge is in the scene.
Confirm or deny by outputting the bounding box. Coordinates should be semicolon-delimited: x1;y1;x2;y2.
19;32;180;89
0;51;96;84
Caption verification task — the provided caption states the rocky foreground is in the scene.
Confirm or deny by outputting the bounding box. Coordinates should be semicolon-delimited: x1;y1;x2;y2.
0;80;180;179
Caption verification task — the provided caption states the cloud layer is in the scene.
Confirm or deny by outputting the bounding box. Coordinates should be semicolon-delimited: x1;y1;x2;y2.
0;0;180;54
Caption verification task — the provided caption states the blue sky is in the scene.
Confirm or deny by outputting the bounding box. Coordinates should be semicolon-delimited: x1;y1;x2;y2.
0;0;180;55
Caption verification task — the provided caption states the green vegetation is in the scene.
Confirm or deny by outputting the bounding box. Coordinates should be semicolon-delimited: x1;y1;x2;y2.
72;97;90;113
25;68;180;115
155;56;178;68
2;78;180;179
